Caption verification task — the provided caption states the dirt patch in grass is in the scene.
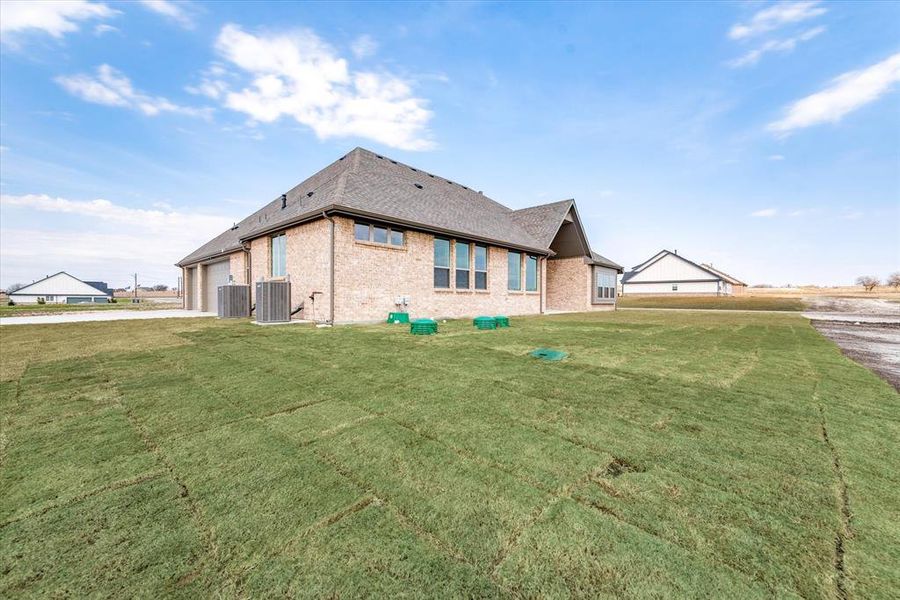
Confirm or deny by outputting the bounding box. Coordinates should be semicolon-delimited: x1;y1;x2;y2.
618;295;805;311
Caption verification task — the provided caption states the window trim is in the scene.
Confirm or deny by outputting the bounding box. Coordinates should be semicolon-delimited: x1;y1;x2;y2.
474;244;488;290
508;251;522;291
353;220;405;248
434;237;451;289
455;241;470;290
270;232;287;278
525;255;539;292
592;267;617;304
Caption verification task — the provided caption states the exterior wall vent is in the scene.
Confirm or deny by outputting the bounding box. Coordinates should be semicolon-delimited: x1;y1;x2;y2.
256;280;291;323
218;284;250;318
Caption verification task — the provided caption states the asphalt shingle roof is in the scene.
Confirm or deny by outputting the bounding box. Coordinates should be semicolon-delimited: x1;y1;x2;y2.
178;148;618;267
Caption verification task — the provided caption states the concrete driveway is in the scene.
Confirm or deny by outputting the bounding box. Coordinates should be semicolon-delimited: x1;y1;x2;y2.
0;309;216;326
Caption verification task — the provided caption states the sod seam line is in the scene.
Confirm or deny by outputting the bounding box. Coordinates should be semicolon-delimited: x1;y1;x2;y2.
0;469;167;530
93;355;226;593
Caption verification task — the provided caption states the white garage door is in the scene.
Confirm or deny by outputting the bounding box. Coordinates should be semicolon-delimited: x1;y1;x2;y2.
204;260;231;313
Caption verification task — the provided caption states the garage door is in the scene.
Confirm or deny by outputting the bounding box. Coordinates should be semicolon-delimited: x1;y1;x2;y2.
203;260;231;313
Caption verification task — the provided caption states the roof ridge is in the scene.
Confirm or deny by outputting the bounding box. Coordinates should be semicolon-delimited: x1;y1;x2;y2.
512;198;574;213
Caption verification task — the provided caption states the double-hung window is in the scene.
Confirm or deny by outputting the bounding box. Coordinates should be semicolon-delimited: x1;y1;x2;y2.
434;238;451;288
594;269;616;301
525;255;538;292
474;245;488;290
455;242;470;289
508;251;522;290
271;233;286;277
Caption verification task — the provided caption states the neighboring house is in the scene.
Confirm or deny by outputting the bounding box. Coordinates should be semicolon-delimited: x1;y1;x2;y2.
9;272;112;304
621;250;747;296
177;147;622;322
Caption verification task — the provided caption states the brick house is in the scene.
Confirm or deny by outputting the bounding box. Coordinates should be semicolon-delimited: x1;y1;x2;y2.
177;148;622;323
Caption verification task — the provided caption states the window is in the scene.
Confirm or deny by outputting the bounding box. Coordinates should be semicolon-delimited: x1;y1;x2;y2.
508;251;521;290
434;238;450;288
354;221;404;247
672;284;678;291
455;242;470;289
525;255;538;291
474;245;488;290
594;269;616;301
271;233;286;277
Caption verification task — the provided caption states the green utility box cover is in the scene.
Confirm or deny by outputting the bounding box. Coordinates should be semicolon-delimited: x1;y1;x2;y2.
410;318;438;335
387;312;410;324
494;316;510;328
530;348;568;361
473;316;497;330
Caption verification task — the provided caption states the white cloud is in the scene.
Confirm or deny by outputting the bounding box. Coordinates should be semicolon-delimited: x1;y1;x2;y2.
728;26;825;68
351;34;378;59
139;0;194;29
767;52;900;134
93;23;119;36
0;0;117;42
768;154;785;161
729;1;827;40
202;24;434;151
56;64;212;118
0;194;235;286
751;208;778;217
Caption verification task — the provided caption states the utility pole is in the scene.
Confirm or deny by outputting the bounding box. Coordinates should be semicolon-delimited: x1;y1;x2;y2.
133;273;138;302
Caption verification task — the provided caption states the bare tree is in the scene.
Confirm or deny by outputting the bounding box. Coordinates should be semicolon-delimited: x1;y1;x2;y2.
5;283;25;294
152;284;169;292
887;272;900;289
855;276;880;292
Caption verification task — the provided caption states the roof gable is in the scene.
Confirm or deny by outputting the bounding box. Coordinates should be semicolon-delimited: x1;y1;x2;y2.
11;272;109;296
622;250;727;283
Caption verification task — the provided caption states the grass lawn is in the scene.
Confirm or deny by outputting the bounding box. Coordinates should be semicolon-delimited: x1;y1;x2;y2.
618;295;806;311
1;312;897;598
0;301;177;317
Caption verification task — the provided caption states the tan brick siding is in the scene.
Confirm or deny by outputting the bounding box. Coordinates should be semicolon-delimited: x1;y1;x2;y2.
546;257;615;313
331;216;542;322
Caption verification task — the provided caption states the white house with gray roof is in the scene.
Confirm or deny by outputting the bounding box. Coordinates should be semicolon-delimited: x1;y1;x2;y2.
9;272;112;304
621;250;746;296
178;147;622;322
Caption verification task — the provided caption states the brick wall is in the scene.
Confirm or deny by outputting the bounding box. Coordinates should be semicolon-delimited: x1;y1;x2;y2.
331;216;543;322
546;257;616;313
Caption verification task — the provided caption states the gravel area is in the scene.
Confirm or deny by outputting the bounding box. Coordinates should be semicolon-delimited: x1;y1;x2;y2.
805;297;900;390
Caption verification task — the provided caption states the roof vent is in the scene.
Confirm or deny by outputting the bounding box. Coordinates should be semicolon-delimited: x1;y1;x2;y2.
478;191;483;195
307;191;314;197
280;194;287;209
377;155;383;159
410;167;417;172
414;183;423;189
391;160;398;164
230;222;238;230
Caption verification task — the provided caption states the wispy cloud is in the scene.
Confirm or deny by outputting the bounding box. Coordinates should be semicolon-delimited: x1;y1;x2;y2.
350;34;378;59
768;154;785;161
0;0;117;44
93;23;119;36
138;0;194;29
194;24;434;151
728;26;825;68
729;1;827;40
56;64;212;118
751;208;778;217
768;52;900;134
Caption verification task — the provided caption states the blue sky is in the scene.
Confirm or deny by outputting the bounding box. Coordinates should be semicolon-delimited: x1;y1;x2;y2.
1;0;898;289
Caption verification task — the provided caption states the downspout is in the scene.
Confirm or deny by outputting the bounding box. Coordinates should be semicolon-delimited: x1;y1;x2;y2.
321;211;335;324
242;241;253;313
539;256;545;315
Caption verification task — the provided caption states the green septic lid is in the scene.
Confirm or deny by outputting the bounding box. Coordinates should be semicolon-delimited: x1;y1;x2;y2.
412;318;437;324
530;348;568;361
387;312;410;324
495;316;510;327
